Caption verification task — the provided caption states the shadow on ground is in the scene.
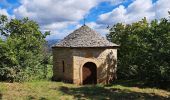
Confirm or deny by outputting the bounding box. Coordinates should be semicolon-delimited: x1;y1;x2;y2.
59;85;170;100
0;93;2;100
110;80;170;91
26;95;48;100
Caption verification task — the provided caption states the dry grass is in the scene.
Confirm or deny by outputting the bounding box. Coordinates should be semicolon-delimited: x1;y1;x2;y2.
0;81;170;100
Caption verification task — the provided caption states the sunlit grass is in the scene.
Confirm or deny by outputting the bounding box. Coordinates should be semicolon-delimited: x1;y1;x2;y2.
0;81;170;100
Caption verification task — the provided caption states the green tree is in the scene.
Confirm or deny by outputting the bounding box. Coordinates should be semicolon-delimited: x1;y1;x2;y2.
107;17;170;83
0;15;50;82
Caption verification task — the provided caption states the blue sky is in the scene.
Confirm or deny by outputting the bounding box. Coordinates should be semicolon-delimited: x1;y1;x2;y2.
0;0;169;40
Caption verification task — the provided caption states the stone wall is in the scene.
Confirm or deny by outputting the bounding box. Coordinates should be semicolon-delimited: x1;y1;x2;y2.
52;48;73;82
72;48;117;85
52;47;117;85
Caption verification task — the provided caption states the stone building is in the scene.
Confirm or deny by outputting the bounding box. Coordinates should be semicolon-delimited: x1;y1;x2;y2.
52;25;119;85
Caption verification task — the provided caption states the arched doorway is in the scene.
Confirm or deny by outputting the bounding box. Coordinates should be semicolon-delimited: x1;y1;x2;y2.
82;62;97;85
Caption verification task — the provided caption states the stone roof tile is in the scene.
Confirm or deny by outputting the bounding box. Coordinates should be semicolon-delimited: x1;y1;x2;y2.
53;25;118;47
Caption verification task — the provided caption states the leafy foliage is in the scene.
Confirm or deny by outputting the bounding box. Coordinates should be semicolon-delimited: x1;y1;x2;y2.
107;17;170;82
0;15;51;82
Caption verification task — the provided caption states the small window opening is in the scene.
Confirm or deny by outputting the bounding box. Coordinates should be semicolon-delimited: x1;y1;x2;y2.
62;61;65;73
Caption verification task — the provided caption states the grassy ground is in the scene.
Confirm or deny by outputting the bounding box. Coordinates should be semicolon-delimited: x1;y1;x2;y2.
0;80;170;100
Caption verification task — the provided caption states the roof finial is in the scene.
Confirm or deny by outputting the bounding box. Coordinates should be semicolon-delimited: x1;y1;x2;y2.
83;17;86;26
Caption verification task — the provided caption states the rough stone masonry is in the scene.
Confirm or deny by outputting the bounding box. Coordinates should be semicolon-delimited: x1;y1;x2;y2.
52;25;119;85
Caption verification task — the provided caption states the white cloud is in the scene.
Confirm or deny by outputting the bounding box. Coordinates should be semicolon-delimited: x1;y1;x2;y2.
98;0;170;25
126;0;154;23
45;27;75;40
154;0;170;19
1;0;170;40
110;0;129;6
98;5;126;24
41;21;77;31
87;22;109;37
13;0;109;39
12;0;135;39
41;21;78;40
0;8;10;17
0;8;15;19
14;0;104;25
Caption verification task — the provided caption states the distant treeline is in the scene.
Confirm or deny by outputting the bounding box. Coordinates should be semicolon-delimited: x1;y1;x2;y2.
0;15;51;82
107;15;170;83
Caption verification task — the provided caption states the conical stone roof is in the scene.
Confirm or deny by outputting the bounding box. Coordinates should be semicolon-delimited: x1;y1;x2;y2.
53;25;118;47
